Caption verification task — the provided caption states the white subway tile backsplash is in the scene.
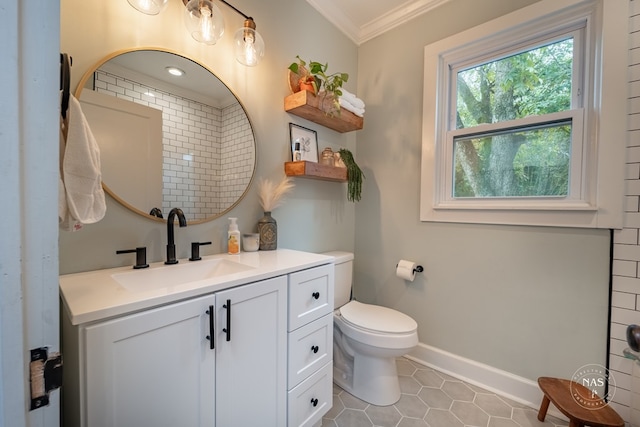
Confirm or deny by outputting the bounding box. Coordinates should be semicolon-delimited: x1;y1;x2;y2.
614;276;640;293
625;211;640;228
629;147;640;164
96;66;253;221
612;7;640;420
615;228;639;245
613;290;637;308
612;323;630;343
614;243;640;261
614;260;639;278
612;307;640;326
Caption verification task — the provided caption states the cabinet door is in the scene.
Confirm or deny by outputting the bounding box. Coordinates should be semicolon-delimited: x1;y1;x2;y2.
215;276;287;427
84;294;216;427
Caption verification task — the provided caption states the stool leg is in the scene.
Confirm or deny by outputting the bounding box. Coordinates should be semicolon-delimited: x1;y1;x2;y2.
538;395;550;422
568;420;582;427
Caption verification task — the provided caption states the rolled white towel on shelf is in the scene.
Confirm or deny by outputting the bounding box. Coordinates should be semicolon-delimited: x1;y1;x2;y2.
338;97;365;117
339;88;365;110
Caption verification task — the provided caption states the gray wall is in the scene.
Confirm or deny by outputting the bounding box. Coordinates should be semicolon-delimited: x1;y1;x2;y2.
354;0;611;381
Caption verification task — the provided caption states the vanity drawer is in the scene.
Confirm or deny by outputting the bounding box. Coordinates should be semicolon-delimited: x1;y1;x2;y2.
287;362;332;427
288;313;333;389
288;264;334;331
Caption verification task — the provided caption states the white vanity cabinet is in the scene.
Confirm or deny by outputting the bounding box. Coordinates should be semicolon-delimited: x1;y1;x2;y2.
63;275;287;427
60;249;335;427
287;264;335;427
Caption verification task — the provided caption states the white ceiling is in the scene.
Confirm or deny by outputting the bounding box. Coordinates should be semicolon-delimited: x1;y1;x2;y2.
305;0;451;45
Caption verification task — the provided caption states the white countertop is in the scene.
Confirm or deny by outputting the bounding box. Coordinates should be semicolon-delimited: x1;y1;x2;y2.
60;249;334;325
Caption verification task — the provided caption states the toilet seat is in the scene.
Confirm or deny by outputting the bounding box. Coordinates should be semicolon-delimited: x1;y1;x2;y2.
339;300;417;334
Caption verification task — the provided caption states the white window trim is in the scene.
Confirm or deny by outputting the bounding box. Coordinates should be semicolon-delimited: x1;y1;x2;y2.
420;0;627;228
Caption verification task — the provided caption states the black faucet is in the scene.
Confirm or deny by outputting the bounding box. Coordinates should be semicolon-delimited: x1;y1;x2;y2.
149;207;163;218
116;247;149;269
165;208;187;265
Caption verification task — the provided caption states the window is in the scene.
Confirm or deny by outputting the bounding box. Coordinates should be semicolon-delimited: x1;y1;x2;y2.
420;0;626;228
453;37;577;199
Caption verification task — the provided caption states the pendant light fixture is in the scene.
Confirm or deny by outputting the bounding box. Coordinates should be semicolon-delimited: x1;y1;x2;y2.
183;0;224;45
127;0;169;15
233;18;265;67
126;0;265;66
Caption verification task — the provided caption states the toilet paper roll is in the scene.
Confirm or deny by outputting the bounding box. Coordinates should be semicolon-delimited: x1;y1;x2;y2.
396;260;417;281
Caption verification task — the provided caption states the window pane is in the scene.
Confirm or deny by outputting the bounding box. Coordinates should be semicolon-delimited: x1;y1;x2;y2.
453;122;571;198
456;38;573;129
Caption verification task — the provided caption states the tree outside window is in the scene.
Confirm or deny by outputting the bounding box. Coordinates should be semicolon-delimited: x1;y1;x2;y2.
452;38;574;199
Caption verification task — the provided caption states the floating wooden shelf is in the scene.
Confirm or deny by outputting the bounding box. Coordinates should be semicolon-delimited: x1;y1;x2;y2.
284;161;347;182
284;91;364;133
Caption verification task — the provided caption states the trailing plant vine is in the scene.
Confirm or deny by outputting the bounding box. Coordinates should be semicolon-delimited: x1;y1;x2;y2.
338;149;364;202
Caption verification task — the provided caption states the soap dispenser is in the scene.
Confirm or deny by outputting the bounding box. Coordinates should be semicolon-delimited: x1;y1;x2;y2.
227;217;240;254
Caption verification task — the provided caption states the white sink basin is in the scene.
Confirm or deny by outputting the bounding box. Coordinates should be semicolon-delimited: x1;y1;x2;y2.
112;258;255;291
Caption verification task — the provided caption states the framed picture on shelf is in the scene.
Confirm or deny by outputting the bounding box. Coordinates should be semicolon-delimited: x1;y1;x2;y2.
289;123;318;162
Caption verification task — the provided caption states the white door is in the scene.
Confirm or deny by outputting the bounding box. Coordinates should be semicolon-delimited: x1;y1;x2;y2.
84;295;216;427
79;90;163;214
215;276;287;427
0;0;61;426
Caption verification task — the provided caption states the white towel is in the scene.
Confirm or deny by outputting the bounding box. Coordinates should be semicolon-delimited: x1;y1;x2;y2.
339;97;365;117
59;93;106;231
58;123;79;231
339;88;365;110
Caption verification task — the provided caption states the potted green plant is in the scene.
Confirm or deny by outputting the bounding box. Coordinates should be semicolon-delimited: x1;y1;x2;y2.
337;148;364;202
288;55;349;115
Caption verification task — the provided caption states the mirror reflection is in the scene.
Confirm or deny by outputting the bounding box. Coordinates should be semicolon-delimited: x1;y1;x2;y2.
76;49;256;224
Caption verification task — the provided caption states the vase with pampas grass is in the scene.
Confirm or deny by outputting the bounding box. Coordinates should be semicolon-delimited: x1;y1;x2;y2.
257;176;294;250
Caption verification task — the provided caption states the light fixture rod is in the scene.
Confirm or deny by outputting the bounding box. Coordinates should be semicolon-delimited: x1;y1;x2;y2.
217;0;250;20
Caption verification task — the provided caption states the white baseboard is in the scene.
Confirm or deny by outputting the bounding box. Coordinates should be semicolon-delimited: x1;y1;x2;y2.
406;343;568;422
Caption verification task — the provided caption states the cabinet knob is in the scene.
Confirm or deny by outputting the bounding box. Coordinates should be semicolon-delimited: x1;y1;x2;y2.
312;291;320;300
310;398;319;407
311;345;319;354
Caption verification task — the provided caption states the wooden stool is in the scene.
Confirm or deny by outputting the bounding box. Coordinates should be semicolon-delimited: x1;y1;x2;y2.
537;377;624;427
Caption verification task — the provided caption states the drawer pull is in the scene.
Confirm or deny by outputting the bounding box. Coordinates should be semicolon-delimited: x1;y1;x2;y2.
310;398;319;407
312;291;320;300
311;345;319;354
206;305;215;350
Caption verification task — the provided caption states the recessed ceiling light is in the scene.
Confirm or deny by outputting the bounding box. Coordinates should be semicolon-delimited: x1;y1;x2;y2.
166;66;185;77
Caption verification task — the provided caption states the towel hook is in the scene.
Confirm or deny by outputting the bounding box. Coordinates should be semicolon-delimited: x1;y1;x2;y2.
60;53;72;120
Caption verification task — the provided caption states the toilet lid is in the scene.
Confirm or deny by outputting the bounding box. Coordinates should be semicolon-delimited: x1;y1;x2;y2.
340;301;417;334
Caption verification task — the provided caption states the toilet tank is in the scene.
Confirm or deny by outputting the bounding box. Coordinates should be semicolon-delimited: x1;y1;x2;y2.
323;251;354;308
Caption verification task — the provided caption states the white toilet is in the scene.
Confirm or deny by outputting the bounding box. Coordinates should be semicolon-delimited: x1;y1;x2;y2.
324;251;418;406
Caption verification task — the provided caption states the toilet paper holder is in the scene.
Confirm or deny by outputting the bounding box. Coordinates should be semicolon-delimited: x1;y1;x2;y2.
396;263;423;273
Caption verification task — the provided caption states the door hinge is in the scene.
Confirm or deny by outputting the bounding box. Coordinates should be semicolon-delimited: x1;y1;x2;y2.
29;347;62;410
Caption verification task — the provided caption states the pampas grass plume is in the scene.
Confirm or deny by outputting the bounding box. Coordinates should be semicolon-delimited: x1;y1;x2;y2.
258;176;294;212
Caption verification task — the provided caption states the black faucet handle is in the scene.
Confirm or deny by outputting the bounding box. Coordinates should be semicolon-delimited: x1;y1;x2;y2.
189;241;212;261
116;247;149;269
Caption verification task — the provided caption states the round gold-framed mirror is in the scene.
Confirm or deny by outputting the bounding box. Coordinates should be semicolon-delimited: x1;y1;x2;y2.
75;48;256;224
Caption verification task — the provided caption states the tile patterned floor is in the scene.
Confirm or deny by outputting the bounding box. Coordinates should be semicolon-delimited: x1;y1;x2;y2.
321;357;569;427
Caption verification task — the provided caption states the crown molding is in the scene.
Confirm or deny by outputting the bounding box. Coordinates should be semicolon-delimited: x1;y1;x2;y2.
306;0;452;45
